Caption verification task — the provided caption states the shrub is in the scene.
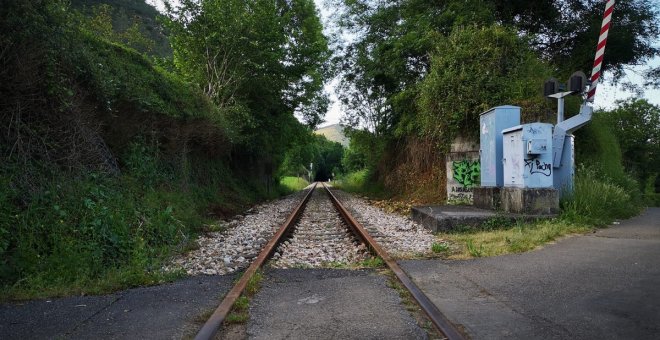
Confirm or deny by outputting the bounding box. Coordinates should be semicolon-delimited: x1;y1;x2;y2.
561;166;642;225
417;25;552;146
280;176;310;192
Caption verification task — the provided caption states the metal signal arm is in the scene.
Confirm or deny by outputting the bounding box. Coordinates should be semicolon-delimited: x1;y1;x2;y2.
552;103;593;167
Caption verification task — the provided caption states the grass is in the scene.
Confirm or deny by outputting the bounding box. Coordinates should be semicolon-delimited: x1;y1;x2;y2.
0;266;186;301
431;242;449;253
245;270;263;296
437;219;593;259
0;144;282;302
333;169;389;199
320;256;385;269
561;167;642;225
279;176;310;192
226;296;250;324
225;269;264;324
359;256;385;268
434;166;645;260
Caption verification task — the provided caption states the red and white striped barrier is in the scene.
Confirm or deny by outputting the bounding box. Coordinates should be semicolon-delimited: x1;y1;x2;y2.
587;0;615;102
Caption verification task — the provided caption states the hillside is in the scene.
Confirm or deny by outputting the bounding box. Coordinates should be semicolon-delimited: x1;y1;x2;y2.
0;1;330;300
71;0;171;56
315;124;349;147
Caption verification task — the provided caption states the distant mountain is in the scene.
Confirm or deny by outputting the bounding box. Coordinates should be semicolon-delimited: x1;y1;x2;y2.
71;0;172;57
314;124;349;147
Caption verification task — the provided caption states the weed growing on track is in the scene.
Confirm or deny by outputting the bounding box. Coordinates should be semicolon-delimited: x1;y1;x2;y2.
226;269;264;324
325;261;349;268
383;270;445;339
226;296;250;324
320;257;384;269
245;270;263;296
359;256;385;268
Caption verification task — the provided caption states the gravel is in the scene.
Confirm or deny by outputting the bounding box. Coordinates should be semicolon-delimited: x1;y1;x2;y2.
333;190;435;258
166;191;308;275
270;189;369;268
167;186;434;276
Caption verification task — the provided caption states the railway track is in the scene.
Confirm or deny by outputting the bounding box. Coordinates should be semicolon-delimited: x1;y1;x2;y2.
195;183;464;340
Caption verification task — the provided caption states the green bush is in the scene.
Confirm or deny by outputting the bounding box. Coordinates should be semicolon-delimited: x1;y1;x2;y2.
643;174;660;206
0;141;188;298
335;169;369;193
0;137;285;300
280;176;310;192
334;169;388;198
416;25;551;145
561;166;642;225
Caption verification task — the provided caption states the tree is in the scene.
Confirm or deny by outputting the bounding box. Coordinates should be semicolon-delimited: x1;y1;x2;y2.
602;99;660;188
163;0;332;183
279;133;344;181
311;135;343;181
416;25;552;146
76;2;159;54
510;0;659;83
334;0;660;135
164;0;330;126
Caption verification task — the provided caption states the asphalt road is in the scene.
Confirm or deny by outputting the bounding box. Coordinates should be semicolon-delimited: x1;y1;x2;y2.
248;268;427;340
402;207;660;340
0;275;233;339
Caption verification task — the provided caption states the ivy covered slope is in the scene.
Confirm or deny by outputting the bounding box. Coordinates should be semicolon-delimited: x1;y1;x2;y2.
0;0;330;300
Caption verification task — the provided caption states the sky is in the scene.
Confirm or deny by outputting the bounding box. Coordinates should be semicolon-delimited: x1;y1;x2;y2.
147;0;659;127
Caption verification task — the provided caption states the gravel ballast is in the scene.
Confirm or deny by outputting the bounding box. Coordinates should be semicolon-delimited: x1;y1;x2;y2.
271;188;369;268
168;186;435;275
333;190;435;257
167;191;308;275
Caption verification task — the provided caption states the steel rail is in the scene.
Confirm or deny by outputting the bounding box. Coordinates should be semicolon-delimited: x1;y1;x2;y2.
322;183;466;340
194;183;317;340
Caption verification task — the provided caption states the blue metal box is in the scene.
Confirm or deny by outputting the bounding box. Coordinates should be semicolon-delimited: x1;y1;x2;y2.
502;123;554;188
479;106;521;187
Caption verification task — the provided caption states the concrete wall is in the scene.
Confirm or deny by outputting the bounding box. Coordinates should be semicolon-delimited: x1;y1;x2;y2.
446;137;479;204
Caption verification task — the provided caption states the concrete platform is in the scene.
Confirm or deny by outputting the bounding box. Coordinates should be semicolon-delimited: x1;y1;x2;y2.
411;205;553;233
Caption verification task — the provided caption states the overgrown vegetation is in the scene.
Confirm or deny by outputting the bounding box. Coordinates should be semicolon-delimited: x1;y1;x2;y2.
436;162;648;259
333;0;659;202
280;176;310;192
0;0;330;300
71;0;171;56
440;220;593;259
279;134;344;182
1;0;658;300
334;1;658;257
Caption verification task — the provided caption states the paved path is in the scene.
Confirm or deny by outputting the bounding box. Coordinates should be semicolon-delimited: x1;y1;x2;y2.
0;275;233;339
402;207;660;340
